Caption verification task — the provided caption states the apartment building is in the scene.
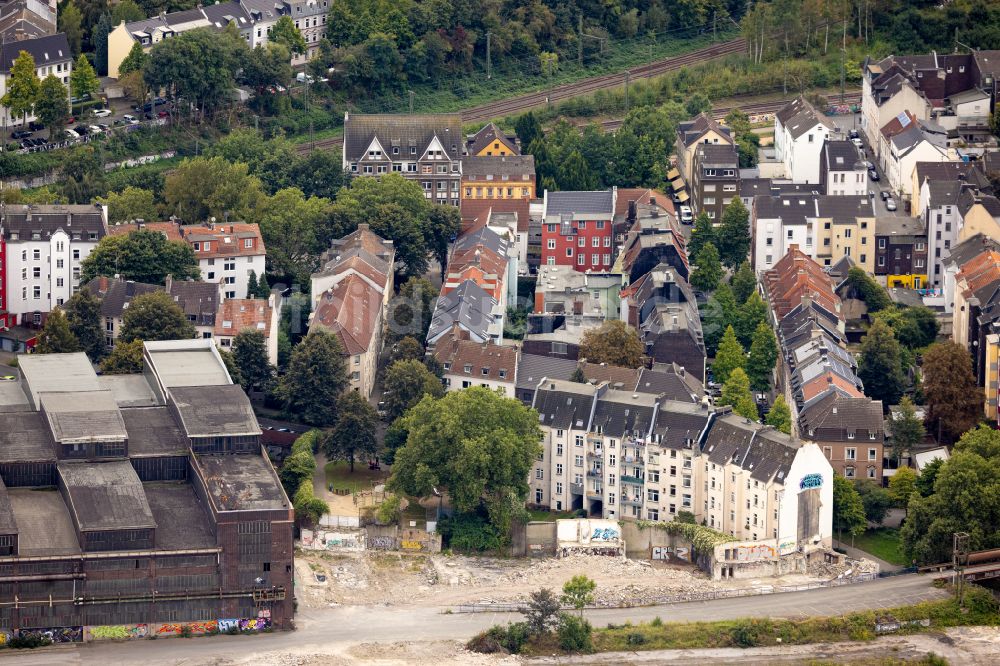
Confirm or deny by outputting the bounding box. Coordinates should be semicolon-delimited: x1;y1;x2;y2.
342;113;463;206
774;97;836;184
0;0;57;42
433;334;518;397
689;143;739;220
873;217;928;289
0;32;70;127
528;379;833;547
2;204;108;325
673;113;733;186
540;189;617;272
820;140;868;197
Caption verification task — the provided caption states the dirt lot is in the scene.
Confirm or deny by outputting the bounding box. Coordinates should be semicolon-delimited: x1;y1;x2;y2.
294;549;875;610
222;640;519;666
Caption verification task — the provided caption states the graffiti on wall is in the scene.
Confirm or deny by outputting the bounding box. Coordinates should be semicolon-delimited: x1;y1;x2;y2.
799;474;823;490
400;540;424;551
651;545;690;562
85;624;148;641
778;540;797;556
732;544;777;562
155;620;218;636
217;617;271;633
0;629;10;646
369;536;396;550
19;627;83;643
590;527;619;542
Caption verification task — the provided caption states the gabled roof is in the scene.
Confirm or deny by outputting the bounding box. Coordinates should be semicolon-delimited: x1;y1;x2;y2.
466;122;519;156
515;354;578;390
215;298;273;338
590;390;658;439
2;204;107;241
314;224;394;282
434;335;517;384
532;379;598;430
460;198;531;234
823;140;866;171
57;461;155;532
310;274;383;354
676;112;732;148
427;279;497;344
544;189;615;218
763;246;842;320
463;155;535;179
343;113;464;161
694;142;738;168
798;390;884;440
880;110;917;139
650;400;711;449
1;32;70;71
776;96;834;140
944;234;1000;271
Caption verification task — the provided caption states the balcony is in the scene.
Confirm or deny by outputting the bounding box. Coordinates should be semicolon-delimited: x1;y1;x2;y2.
586;469;601;478
587;451;601;460
621;475;644;485
586;490;603;500
622;456;645;466
621;497;643;507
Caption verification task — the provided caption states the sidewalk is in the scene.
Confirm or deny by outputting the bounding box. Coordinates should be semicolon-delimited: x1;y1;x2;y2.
835;538;904;573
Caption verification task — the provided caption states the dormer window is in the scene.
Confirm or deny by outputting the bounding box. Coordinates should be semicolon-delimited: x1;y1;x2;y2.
463;364;471;373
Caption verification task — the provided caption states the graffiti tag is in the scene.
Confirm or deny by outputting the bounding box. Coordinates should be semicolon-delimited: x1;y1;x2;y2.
368;536;396;550
651;545;690;561
218;617;271;632
778;540;797;556
19;627;83;643
591;527;619;542
155;621;217;636
400;540;424;551
86;624;148;641
799;473;823;490
732;544;776;562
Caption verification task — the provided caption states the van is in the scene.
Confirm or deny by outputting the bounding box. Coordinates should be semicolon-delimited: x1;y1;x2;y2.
680;206;693;224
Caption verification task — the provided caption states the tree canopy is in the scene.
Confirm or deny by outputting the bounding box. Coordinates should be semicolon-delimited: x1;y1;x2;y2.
231;330;275;394
35;75;70;141
578;320;644;368
279;330;349;427
712;325;744;385
64;289;105;362
690;242;723;293
833;474;867;542
119;291;196;343
718;367;757;420
716;198;750;267
80;229;199;285
35;310;80;354
764;395;792;434
922;341;981;443
857;319;905;407
745;322;777;392
324;391;379;472
381;358;445;422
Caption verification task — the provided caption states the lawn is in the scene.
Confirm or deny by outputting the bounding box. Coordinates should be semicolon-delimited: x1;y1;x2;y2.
852;527;909;567
324;460;389;494
527;508;578;522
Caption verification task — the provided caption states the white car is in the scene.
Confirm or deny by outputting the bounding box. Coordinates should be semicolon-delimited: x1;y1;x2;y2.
92;108;112;118
88;125;102;134
123;114;138;124
851;137;864;149
680;205;693;224
64;129;80;139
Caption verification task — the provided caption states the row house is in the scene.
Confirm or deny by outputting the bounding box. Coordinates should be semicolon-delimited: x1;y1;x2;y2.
427;280;501;347
465;122;520;157
342;113;463;206
1;203;108;327
820;140;868;197
878;112;951;197
873;217;928;289
690;143;739;220
214;295;279;365
751;194;878;272
763;246;886;482
534;265;620;322
111;221;266;301
612;199;689;285
540;189;617;272
528;379;833;548
774;97;837;184
0;0;57;42
0;33;71;127
612;189;677;250
432;332;518;397
672;112;733;187
309;225;395;397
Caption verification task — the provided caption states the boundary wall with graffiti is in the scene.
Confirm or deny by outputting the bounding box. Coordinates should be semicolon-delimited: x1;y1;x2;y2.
1;616;274;644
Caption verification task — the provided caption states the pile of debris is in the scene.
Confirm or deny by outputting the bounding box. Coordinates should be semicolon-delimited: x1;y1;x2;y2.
808;554;880;579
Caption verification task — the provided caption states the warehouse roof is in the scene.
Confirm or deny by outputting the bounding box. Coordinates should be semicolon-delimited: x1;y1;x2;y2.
194;453;287;512
169;384;260;438
58;461;156;532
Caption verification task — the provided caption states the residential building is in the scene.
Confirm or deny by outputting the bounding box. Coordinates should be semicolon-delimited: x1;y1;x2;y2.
949;240;1000;392
739;179;818;209
879;115;951;197
528;379;833;547
342;113;463;205
862;57;934;154
751;194;877;272
534;265;620;321
442;225;515;310
110;221;266;301
690;143;740;220
956;189;1000;244
427;280;501;347
820;140;868;197
521;314;595;361
461;155;536;204
942;234;1000;316
214;295;279;365
612;188;678;250
0;33;70;127
2;204;108;325
432;333;518;396
0;341;293;632
798;391;885;482
465;122;519;156
540;189;616;272
773;97;836;184
0;0;56;42
673;112;733;186
613;199;689;285
873;217;928;289
308;226;394;397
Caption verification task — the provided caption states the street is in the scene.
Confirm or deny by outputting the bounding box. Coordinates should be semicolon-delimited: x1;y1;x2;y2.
3;575;948;665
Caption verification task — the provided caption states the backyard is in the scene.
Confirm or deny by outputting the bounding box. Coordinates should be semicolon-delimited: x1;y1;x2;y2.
325;460;389;494
852;528;909;567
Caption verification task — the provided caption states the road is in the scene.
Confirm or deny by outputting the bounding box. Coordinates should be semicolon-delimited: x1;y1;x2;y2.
5;575;947;665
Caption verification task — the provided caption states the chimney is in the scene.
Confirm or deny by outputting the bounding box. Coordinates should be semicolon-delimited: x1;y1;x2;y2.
627;200;637;225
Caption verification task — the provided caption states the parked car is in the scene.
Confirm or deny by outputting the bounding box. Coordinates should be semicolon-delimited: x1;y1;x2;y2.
848;128;859;139
868;169;880;181
154;97;168;106
679;205;693;224
88;125;102;134
157;110;168;118
66;116;75;124
69;93;91;104
92;108;112;118
864;161;875;170
885;197;897;211
97;123;110;131
10;130;32;139
75;125;89;136
28;121;45;131
295;72;314;84
851;137;864;149
880;190;890;201
123;114;138;124
63;129;80;139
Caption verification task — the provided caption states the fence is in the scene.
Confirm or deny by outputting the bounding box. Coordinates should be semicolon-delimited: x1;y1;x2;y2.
450;572;882;613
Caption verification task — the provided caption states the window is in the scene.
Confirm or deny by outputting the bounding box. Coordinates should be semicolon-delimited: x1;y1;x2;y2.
566;247;573;257
575;435;584;447
32;286;40;299
535;488;543;503
32;267;40;278
56;259;64;269
56;278;63;287
547;239;555;250
868;448;877;461
535;469;543;480
574;455;583;467
592;254;600;265
867;467;876;479
846;448;856;460
577;254;585;265
647;489;659;502
608;493;615;506
556;482;563;495
878;238;886;249
578;237;585;247
592;237;600;248
845;466;855;478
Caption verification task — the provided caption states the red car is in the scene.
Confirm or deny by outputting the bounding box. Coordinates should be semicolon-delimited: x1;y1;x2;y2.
67;116;75;124
157;110;168;118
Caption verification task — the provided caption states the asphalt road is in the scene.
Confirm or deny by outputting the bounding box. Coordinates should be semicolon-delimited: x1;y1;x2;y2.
5;575;948;665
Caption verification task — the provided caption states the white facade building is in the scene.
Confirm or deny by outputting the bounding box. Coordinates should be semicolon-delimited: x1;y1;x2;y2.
773;97;836;184
0;33;71;127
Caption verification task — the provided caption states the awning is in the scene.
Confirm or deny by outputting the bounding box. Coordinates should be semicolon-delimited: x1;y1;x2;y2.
667;167;681;181
676;190;690;203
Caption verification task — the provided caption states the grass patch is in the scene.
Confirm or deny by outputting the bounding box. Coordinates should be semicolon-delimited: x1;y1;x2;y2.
852;528;909;567
526;509;578;522
324;460;388;493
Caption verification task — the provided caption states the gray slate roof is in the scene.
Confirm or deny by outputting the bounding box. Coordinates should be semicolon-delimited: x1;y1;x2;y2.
463;155;534;179
545;190;615;218
516;354;578;390
590;390;657;439
650;401;711;450
427;280;497;344
824;140;866;170
58;461;156;531
798;390;884;440
1;204;106;242
532;380;598;430
343;113;464;161
1;32;70;71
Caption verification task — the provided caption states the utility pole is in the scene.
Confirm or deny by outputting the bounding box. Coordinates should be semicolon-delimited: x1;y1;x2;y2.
953;532;970;609
486;32;492;80
624;70;630;113
841;47;846;104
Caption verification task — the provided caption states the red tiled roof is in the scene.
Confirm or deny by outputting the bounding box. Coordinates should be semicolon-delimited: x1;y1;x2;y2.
215;298;273;338
433;334;518;383
614;188;676;218
958;249;1000;296
879;111;917;140
310;274;382;355
109;221;265;259
763;246;841;320
460;198;531;234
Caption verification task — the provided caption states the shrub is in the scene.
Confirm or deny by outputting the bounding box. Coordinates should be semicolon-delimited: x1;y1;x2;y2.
376;494;402;525
626;631;648;646
467;622;531;654
7;634;53;649
730;618;772;647
179;625;193;638
557;613;593;653
437;512;502;552
650;616;663;627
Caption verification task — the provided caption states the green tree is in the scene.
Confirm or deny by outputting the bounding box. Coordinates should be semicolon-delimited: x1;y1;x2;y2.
690;242;723;292
163;157;265;223
64;288;105;361
561;575;596;616
60;146;106;204
854;479;893;526
279;330;349;427
382;358;444;421
100;339;144;374
60;1;84;56
514;112;543;148
81;229;199;285
833;474;867;543
522;588;561;635
255;187;332;282
915;457;942;498
1;51;40;126
876;306;940;349
578;320;644;368
857;319;905;406
764;394;792;434
34;310;81;354
95;187;158;224
735;291;768;348
687;212;715;260
955;424;1000;459
34;75;70;141
557;150;597;191
231;330;274;393
93;13;113;75
220;349;243;387
719;367;757;420
746;322;778;391
390;387;542;539
569;366;588;383
390;336;424;364
890;396;925;463
701;281;737;356
712;325;744;385
118;41;149;77
923;341;981;443
730;261;756;304
70;54;100;100
387;277;437;343
269;15;308;55
241;43;293;96
324;391;379;472
426;205;461;275
846;267;891;313
119;291;196;342
111;0;144;25
247;271;259;300
716;198;750;267
888;466;918;516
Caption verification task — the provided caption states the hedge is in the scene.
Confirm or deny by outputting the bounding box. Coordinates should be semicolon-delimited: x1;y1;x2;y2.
634;519;736;553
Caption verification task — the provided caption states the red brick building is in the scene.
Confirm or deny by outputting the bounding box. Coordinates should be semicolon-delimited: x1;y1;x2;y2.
541;189;617;272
